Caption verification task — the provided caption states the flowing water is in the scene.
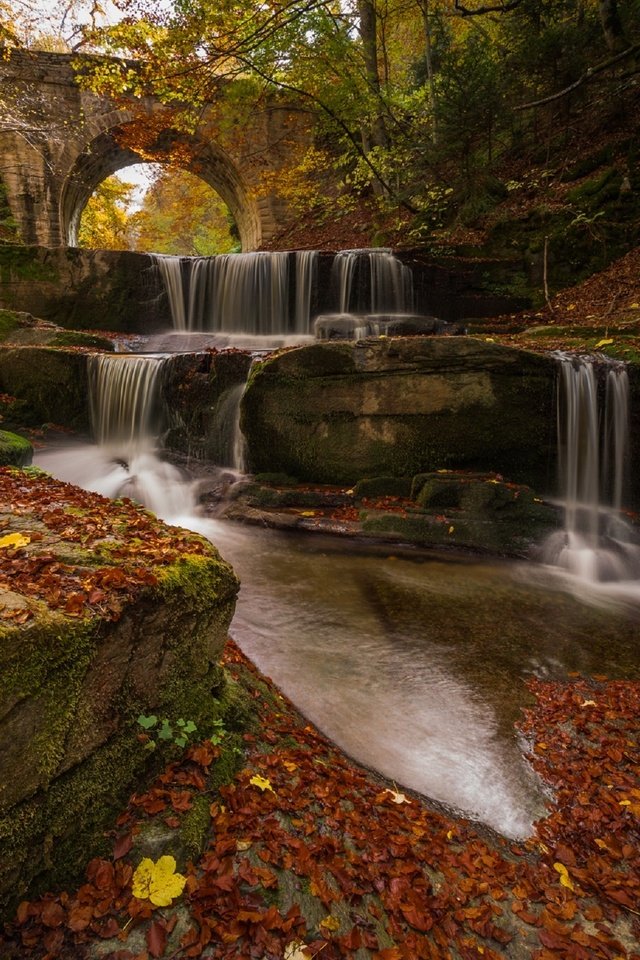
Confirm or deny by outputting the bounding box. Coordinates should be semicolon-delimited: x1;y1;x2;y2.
541;355;640;605
33;348;640;839
153;248;414;341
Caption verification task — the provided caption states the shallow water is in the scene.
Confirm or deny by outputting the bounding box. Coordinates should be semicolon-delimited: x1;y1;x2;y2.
35;446;640;838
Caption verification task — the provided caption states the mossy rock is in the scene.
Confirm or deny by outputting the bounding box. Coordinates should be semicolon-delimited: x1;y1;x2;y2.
0;429;32;466
0;467;241;916
242;338;557;493
354;476;413;499
0;346;89;429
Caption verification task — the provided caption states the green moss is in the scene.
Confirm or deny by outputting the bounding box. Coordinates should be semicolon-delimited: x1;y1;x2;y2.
353;476;413;499
50;331;114;350
0;310;20;341
0;245;58;284
566;167;618;204
179;795;212;861
0;429;32;466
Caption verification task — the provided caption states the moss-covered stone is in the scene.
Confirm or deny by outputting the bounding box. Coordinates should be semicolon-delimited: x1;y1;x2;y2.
242;337;557;493
0;346;89;428
0;467;240;917
353;476;413;499
0;429;32;466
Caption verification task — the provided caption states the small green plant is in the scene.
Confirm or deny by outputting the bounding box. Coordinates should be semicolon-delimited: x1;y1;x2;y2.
137;715;198;751
137;714;227;750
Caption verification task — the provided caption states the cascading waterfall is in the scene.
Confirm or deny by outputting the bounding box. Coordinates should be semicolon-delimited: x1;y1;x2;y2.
294;250;318;334
154;252;291;334
543;355;640;586
330;248;413;314
154;248;416;339
88;354;167;451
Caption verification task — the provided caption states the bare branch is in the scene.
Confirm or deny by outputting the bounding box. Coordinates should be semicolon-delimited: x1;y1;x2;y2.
453;0;523;16
515;41;640;110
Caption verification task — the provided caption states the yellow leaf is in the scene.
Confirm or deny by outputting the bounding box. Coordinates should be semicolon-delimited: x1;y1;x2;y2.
236;839;252;851
581;700;597;707
446;829;454;840
566;303;576;310
553;862;575;891
594;839;608;850
250;774;275;793
448;526;454;534
132;855;186;907
300;511;315;517
630;302;639;309
619;799;631;805
320;915;340;931
595;338;613;348
0;533;30;550
283;760;298;772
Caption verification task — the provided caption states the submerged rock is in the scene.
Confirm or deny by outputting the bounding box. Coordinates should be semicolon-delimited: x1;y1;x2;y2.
0;467;239;916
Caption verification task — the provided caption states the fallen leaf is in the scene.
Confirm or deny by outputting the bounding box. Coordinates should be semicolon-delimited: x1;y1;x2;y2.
0;532;30;549
553;862;575;891
284;941;313;959
132;856;186;907
249;774;275;793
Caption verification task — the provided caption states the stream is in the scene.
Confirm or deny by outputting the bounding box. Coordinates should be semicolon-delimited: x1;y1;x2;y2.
34;444;640;840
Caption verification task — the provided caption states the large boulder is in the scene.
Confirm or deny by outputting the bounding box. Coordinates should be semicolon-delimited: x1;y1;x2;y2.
0;346;90;429
0;467;239;916
241;337;557;491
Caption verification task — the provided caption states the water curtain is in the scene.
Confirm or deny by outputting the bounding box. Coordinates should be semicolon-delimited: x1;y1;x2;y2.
88;354;167;452
546;355;639;582
155;249;412;334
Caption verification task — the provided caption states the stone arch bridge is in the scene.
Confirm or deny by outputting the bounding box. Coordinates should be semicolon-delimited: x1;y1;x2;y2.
0;48;312;250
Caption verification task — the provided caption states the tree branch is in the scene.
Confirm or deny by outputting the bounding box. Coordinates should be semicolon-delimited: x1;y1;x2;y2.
453;0;523;16
515;41;640;110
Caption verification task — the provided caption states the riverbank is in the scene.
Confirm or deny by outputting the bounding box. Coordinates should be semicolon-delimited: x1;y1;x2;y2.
2;639;639;959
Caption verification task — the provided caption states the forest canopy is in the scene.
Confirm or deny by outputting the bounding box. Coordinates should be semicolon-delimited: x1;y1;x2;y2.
2;0;638;242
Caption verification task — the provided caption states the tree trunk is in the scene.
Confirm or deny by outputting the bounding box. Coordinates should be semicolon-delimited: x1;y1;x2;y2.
598;0;627;52
358;0;388;153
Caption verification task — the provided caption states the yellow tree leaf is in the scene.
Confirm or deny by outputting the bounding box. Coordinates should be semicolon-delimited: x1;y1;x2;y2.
250;774;275;793
595;338;614;348
284;942;313;960
553;862;575;891
132;855;187;907
320;915;340;931
0;533;30;549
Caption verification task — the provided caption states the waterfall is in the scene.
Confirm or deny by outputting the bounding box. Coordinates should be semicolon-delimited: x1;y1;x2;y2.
155;252;291;334
209;381;247;472
543;355;640;585
330;249;413;314
88;354;167;451
294;251;318;333
154;248;415;337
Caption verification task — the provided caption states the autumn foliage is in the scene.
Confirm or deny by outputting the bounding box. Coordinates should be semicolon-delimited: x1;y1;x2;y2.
3;636;639;959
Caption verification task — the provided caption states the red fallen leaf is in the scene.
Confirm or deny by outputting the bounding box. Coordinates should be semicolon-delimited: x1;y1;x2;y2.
113;832;133;861
43;927;65;954
164;816;181;828
96;917;121;938
67;902;94;932
399;904;433;932
92;860;115;891
170;790;193;812
374;949;403;960
538;929;570;950
16;900;32;924
147;919;168;958
41;899;66;928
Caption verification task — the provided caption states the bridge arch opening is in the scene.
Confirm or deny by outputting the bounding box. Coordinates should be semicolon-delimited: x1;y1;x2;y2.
61;123;262;252
78;165;241;256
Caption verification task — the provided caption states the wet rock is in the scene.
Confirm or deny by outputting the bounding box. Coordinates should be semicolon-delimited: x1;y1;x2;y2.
242;337;557;491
